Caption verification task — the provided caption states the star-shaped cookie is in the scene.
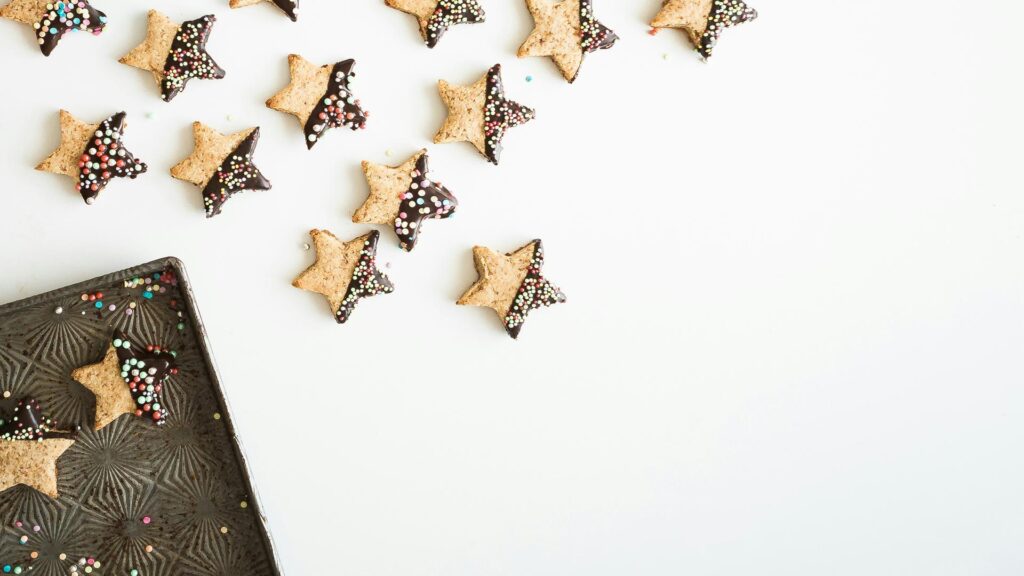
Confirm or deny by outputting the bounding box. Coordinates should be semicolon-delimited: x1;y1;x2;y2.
385;0;485;48
458;239;566;339
266;54;368;150
651;0;757;59
293;229;394;324
36;110;148;205
70;344;134;430
171;122;272;218
354;149;458;252
518;0;618;83
72;330;176;428
119;10;226;102
435;63;535;165
0;0;107;56
230;0;298;21
0;397;76;498
86;331;173;425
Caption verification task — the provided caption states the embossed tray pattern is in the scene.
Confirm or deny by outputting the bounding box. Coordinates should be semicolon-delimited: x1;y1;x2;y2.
0;258;280;575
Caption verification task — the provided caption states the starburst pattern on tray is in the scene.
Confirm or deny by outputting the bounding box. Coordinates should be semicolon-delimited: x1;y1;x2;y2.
81;481;168;572
57;417;158;501
0;262;276;573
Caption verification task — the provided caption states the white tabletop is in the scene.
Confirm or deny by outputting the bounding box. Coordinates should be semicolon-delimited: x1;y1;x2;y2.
1;1;1023;574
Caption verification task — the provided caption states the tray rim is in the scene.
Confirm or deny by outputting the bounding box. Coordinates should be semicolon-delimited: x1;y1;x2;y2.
0;256;284;576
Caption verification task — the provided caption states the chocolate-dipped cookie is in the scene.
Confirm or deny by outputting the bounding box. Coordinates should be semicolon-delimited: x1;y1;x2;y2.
293;230;394;324
518;0;618;83
435;64;535;165
72;330;177;428
651;0;757;59
385;0;485;48
354;149;458;251
170;122;272;218
119;10;226;102
266;55;368;150
36;110;147;205
0;0;107;56
457;239;566;339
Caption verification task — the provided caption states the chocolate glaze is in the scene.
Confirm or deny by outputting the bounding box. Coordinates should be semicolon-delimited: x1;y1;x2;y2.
161;15;226;102
112;329;175;425
201;128;272;218
425;0;485;48
579;0;617;54
35;0;106;57
272;0;299;21
0;397;76;441
483;64;535;165
336;230;394;324
395;154;458;251
698;0;757;59
76;112;147;205
304;59;367;150
504;240;566;339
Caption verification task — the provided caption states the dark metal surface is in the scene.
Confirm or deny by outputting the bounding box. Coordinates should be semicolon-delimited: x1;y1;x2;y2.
0;257;281;575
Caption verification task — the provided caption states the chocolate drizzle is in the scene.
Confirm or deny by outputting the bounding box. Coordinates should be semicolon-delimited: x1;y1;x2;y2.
304;59;367;150
579;0;617;54
425;0;485;48
699;0;757;59
34;0;106;56
76;112;147;205
0;397;76;441
335;230;394;324
504;240;566;339
201;128;272;218
111;330;176;425
395;154;458;251
161;15;225;102
272;0;299;21
483;64;535;165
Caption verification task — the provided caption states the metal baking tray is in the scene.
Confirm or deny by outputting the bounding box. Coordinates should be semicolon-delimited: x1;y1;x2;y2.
0;258;281;575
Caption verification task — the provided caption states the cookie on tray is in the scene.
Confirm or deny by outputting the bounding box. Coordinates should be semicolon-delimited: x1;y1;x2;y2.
0;397;77;498
71;330;177;428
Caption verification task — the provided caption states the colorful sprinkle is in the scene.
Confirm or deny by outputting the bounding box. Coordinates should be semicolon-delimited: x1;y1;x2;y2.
75;112;147;204
112;331;177;425
483;64;535;164
201;129;271;217
504;241;566;339
32;1;107;56
335;231;394;324
304;59;367;149
425;0;484;48
161;15;225;101
394;153;457;251
697;0;758;59
1;397;76;442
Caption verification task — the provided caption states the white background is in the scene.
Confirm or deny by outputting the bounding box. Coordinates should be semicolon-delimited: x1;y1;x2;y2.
2;1;1023;574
